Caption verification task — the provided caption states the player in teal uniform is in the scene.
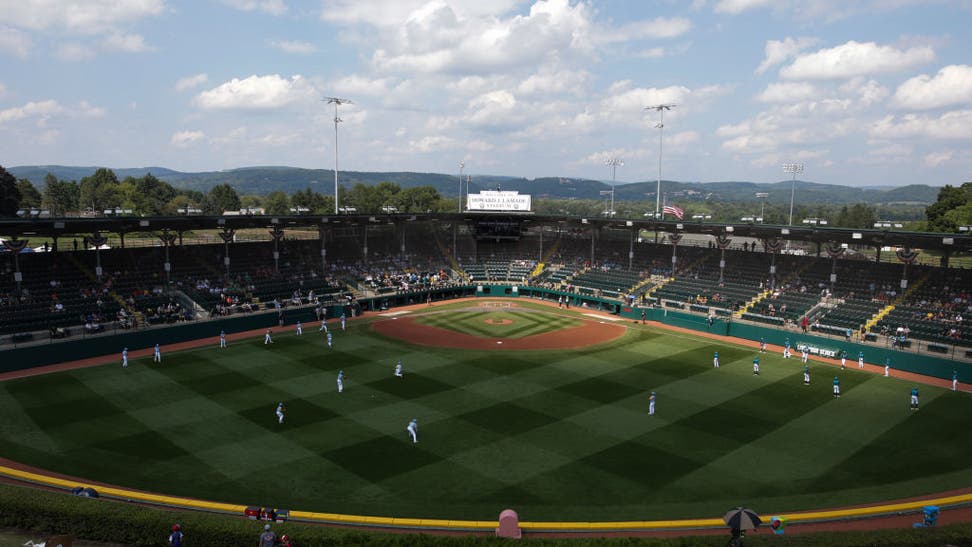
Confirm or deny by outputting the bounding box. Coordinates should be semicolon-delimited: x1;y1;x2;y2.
713;351;720;368
884;356;891;377
858;350;864;369
649;391;656;415
910;386;919;411
840;350;847;370
953;370;958;392
759;337;766;352
832;376;841;398
803;364;810;385
753;355;760;375
337;370;345;393
783;338;791;359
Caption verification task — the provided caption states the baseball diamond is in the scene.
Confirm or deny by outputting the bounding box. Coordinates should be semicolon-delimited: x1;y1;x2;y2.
1;299;969;524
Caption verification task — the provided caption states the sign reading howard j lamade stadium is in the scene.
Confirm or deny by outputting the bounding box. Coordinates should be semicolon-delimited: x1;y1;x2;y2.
466;190;532;212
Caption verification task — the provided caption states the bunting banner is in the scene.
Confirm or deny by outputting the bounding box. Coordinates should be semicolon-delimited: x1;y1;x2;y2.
218;228;236;244
715;235;732;249
825;242;845;258
669;233;683;245
88;232;108;248
763;238;784;253
1;238;29;253
896;247;919;264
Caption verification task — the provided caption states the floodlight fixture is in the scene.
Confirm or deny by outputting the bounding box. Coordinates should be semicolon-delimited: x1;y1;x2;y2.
646;104;676;217
324;96;353;214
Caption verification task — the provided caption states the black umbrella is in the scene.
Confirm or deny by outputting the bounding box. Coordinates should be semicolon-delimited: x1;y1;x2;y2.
723;507;762;530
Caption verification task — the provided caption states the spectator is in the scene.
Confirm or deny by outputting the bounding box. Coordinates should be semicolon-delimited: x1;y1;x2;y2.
169;524;183;547
259;524;275;547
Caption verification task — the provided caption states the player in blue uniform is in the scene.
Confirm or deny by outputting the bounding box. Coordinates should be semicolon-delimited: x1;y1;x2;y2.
406;418;418;443
954;370;959;392
319;319;328;333
337;370;344;393
832;376;841;398
264;328;273;344
326;331;333;348
910;386;919;411
753;355;760;375
759;337;766;352
219;330;226;348
296;321;303;335
801;346;809;363
394;359;404;377
275;402;286;424
154;343;161;363
340;312;347;331
713;351;719;368
649;392;656;415
803;364;810;385
122;347;128;367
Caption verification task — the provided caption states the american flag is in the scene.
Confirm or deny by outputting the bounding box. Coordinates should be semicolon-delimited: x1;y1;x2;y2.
663;204;684;220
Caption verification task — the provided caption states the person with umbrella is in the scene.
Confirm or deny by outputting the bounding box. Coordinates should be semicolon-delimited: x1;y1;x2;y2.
723;507;761;546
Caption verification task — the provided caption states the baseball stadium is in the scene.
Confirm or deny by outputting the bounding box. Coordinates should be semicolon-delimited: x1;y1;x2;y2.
1;206;971;546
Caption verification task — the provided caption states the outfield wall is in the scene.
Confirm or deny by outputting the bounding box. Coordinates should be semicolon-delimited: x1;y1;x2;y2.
2;284;967;383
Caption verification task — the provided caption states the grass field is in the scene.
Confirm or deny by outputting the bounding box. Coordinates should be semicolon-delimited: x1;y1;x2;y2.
1;300;970;522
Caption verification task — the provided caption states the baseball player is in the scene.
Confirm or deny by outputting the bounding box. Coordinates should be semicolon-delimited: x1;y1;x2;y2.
394;360;403;378
783;338;791;359
154;343;161;363
840;350;846;370
649;391;656;415
326;331;333;348
953;370;959;392
801;346;809;364
122;347;128;368
803;364;810;385
753;355;760;375
759;337;766;352
169;524;183;547
265;328;273;345
713;351;720;368
833;376;841;398
341;312;347;331
884;357;891;378
219;330;226;348
337;370;345;393
910;386;919;411
296;321;303;336
319;319;328;333
858;350;865;369
276;402;286;424
406;418;418;443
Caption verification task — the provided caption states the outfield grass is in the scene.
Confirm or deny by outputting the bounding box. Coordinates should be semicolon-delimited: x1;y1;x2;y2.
1;301;970;522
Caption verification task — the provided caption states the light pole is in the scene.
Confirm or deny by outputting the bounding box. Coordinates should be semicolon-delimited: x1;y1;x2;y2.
458;160;465;212
324;96;352;214
782;162;805;226
646;104;676;217
605;158;623;216
755;192;769;223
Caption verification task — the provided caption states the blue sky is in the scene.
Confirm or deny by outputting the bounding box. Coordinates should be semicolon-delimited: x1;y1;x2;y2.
1;0;971;187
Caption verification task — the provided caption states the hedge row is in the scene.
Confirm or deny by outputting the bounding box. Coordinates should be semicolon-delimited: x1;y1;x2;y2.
1;483;971;546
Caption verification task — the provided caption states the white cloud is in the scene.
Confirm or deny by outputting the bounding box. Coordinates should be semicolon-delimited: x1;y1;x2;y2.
871;110;972;140
332;74;394;97
755;37;819;75
516;68;590;96
466;90;518;127
0;26;32;58
102;33;154;53
409;135;456;153
55;42;95;61
600;17;692;43
923;150;952;167
194;74;316;109
893;65;972;110
0;100;63;126
669;130;700;147
269;40;316;54
171;130;205;147
175;73;208;92
76;100;106;118
714;0;774;15
756;82;818;103
4;0;165;33
781;40;934;80
321;0;519;27
219;0;287;16
466;140;494;152
839;78;889;107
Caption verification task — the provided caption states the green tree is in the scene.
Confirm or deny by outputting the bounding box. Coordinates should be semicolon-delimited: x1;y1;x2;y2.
129;173;179;215
16;179;42;208
833;203;877;228
263;191;290;215
41;173;80;216
79;168;120;212
203;184;241;214
0;165;22;216
926;183;972;232
396;185;442;213
292;187;329;213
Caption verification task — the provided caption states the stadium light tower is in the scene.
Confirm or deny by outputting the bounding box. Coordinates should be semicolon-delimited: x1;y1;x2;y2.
646;104;676;218
605;158;623;215
755;192;769;223
782;162;805;226
324;97;353;215
458;160;465;212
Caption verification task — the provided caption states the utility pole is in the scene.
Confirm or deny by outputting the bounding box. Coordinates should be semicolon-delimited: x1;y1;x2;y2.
605;158;623;216
324;97;352;215
782;162;805;226
646;104;676;218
